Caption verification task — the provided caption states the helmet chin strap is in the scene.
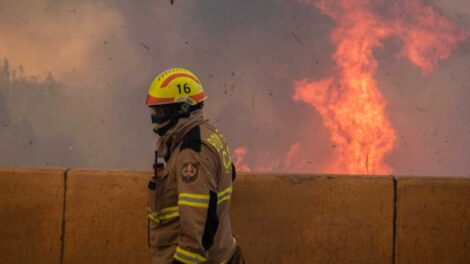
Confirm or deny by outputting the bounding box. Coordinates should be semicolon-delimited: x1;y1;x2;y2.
179;102;190;114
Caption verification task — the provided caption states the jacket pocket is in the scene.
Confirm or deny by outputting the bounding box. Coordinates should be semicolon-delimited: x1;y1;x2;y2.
149;219;179;247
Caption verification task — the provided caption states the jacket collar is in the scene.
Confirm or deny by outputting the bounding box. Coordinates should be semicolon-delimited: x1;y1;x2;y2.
156;109;204;159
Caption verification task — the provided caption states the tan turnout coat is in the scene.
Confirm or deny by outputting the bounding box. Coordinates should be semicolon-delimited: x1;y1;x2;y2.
148;111;237;264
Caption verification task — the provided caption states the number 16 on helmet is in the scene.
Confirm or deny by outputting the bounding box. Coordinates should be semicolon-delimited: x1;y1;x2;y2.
146;68;208;106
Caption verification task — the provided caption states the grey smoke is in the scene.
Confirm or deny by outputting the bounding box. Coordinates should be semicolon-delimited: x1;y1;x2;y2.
0;0;469;176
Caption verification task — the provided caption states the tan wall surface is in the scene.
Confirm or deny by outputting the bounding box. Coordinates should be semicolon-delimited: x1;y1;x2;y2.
232;174;394;264
63;169;151;264
1;168;470;264
61;170;394;264
396;176;470;264
0;168;65;264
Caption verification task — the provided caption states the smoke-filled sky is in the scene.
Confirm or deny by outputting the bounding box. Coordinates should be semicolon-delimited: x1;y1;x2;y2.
1;0;469;177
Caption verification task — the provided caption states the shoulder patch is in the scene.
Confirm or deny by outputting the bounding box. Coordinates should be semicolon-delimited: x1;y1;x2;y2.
181;161;199;183
180;126;201;152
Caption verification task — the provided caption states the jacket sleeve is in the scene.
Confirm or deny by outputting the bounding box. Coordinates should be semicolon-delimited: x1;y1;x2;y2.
172;146;219;264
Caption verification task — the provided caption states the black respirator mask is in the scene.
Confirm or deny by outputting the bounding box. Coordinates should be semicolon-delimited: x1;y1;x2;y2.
149;103;192;136
149;103;185;124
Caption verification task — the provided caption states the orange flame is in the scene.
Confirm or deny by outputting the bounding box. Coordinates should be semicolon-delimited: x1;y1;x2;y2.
293;0;467;174
232;147;252;172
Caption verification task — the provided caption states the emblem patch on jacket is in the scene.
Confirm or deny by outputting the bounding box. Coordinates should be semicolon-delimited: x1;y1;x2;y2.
181;162;199;183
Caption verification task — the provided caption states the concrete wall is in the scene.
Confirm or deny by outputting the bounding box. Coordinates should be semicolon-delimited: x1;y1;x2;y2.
395;176;470;264
0;168;65;264
231;174;393;264
63;169;150;264
0;168;469;264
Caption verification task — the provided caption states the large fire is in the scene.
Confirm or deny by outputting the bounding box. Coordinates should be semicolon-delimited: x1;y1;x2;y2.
292;0;467;174
234;0;467;174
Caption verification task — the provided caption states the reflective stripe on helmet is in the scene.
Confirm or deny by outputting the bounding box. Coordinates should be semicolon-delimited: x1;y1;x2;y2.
161;73;201;88
146;91;207;105
146;95;175;105
190;91;207;102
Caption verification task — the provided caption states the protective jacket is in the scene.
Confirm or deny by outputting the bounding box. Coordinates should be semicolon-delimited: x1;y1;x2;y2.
148;110;238;264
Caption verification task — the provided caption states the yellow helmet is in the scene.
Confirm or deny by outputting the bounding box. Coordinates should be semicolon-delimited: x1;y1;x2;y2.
146;68;207;106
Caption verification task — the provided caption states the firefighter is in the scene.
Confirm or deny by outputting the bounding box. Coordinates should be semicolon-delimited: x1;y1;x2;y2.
146;68;244;264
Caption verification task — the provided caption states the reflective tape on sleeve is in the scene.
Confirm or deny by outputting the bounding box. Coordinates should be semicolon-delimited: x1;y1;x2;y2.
173;246;207;264
178;186;232;208
147;206;179;223
217;186;232;205
178;193;210;208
